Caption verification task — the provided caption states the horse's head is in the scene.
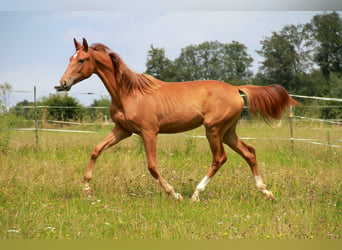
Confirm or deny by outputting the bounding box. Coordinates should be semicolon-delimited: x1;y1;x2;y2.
60;38;94;91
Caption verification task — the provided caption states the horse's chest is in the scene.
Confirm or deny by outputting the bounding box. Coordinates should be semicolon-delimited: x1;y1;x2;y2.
112;111;141;133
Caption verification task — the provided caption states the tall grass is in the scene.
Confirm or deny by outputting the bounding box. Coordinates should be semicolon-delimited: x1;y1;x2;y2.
0;120;341;239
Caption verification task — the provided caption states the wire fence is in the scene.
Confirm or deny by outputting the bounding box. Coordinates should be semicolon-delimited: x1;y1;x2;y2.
4;87;342;150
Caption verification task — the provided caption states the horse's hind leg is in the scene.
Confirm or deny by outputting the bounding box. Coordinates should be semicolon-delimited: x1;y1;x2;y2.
83;125;131;196
223;125;274;200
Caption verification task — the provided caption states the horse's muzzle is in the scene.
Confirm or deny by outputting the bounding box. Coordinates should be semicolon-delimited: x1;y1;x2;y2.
59;78;72;91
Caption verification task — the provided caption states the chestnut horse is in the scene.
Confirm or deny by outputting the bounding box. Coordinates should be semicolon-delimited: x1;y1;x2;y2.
60;38;298;201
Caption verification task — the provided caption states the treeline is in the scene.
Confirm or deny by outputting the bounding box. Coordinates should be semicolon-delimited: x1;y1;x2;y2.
10;94;111;122
145;12;342;98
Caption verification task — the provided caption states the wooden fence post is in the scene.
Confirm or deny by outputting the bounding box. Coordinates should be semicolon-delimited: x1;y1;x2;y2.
289;105;294;155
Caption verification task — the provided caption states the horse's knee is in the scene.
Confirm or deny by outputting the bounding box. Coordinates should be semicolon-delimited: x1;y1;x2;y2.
214;155;226;169
84;174;92;182
245;146;257;166
90;146;101;160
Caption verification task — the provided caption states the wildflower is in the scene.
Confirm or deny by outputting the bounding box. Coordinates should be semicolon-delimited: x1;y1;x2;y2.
7;229;19;234
44;226;55;231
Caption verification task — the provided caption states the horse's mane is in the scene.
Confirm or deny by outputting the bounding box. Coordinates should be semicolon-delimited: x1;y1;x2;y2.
90;43;159;95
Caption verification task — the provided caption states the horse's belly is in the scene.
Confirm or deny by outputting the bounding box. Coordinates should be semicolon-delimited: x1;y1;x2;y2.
158;113;203;133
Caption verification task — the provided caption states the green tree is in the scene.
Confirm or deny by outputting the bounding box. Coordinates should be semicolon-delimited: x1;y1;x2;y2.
279;24;313;73
223;41;254;83
174;41;253;84
257;32;298;91
41;94;85;121
145;41;253;84
89;96;111;121
11;99;35;120
145;46;177;81
307;12;342;81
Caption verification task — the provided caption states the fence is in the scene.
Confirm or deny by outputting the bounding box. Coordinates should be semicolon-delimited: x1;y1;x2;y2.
6;86;342;150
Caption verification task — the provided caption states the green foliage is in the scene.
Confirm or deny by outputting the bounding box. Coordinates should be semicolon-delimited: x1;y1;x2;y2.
257;32;297;90
145;41;253;84
308;12;342;80
89;97;111;121
257;12;342;97
41;94;85;121
145;46;177;82
11;99;35;120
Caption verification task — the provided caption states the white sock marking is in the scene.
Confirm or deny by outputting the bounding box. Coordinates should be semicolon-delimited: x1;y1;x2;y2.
254;175;264;188
197;176;211;192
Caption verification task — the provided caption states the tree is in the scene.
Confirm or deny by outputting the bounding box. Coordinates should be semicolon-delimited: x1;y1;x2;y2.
257;32;297;90
41;94;85;121
145;46;177;81
0;82;12;113
223;41;254;83
145;41;253;84
279;24;314;73
89;96;111;121
11;99;35;120
174;41;253;84
256;22;318;93
308;12;342;81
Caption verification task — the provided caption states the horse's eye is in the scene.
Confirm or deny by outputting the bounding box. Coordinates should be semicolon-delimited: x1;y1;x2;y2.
78;59;85;64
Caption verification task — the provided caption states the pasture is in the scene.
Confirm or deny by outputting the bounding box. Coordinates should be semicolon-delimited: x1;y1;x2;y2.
0;119;341;239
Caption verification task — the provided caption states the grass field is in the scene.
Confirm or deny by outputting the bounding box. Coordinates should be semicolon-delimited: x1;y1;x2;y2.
0;119;341;239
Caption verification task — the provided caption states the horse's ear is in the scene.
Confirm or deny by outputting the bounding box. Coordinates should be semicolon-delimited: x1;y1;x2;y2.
83;38;89;52
74;38;81;51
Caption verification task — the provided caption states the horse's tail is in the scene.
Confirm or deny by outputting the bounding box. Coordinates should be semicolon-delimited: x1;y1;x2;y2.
238;84;300;122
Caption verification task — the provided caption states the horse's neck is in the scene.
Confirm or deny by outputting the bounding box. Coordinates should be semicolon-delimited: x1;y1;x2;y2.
95;67;124;110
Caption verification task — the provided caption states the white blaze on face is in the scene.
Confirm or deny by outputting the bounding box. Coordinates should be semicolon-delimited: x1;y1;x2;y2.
73;52;79;60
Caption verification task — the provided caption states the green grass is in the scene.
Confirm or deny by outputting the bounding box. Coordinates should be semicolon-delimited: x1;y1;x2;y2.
0;120;341;239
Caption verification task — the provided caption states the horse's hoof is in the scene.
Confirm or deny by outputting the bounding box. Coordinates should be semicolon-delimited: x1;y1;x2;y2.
267;191;274;201
190;196;200;203
83;185;92;197
175;193;183;201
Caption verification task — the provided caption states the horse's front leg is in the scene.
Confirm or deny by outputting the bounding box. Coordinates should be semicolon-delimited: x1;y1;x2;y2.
83;125;131;196
141;131;183;201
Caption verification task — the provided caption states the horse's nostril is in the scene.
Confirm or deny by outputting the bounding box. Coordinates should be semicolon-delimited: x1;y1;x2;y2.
63;81;67;87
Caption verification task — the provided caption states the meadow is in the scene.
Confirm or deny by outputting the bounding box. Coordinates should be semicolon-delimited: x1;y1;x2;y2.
0;119;341;239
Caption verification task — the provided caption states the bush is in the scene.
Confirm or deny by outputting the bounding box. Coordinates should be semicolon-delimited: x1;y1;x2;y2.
40;94;86;121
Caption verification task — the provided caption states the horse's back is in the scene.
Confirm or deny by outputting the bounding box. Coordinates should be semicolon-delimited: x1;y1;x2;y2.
153;80;244;133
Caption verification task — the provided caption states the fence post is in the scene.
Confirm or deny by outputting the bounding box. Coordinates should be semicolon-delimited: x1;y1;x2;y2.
289;105;294;155
34;86;38;150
